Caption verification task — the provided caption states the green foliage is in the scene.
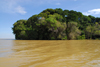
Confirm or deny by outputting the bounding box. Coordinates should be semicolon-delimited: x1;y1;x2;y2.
77;35;85;40
12;8;100;40
12;20;28;39
51;37;55;40
44;14;66;40
62;36;67;40
85;22;100;39
67;22;81;40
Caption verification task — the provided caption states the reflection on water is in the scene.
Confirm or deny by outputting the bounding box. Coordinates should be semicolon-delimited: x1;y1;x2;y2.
0;40;100;67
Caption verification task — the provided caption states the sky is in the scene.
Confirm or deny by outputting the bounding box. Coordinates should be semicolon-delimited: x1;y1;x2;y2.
0;0;100;39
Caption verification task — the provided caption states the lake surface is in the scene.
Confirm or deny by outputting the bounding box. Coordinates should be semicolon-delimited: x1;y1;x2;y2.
0;40;100;67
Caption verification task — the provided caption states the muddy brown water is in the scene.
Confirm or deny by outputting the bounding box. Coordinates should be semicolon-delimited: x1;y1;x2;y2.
0;40;100;67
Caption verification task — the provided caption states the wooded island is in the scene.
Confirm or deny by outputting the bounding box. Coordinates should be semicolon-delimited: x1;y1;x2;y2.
12;8;100;40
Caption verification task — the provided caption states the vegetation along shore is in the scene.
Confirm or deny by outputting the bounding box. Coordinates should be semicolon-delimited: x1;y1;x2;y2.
12;8;100;40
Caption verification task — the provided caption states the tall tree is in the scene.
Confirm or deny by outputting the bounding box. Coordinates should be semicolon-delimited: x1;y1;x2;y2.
12;20;28;39
67;22;81;40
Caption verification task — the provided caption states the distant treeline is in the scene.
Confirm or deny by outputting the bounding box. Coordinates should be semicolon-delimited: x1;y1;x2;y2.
12;8;100;40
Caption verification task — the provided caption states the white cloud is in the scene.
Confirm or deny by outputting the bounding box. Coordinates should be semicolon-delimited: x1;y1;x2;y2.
0;0;66;14
14;6;27;15
0;0;27;14
83;9;100;16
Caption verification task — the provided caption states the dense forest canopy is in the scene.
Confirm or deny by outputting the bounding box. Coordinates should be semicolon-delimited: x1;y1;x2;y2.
12;8;100;40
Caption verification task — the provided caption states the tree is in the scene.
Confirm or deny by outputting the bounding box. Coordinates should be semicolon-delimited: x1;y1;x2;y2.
12;8;100;40
67;10;83;22
44;14;67;39
26;13;67;40
12;20;28;39
67;22;81;40
41;8;55;15
88;15;95;24
85;22;100;39
85;25;93;39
